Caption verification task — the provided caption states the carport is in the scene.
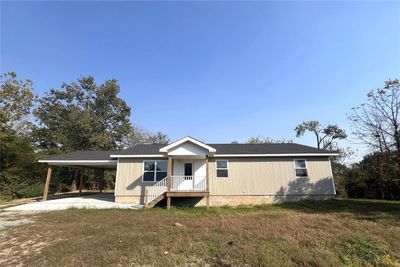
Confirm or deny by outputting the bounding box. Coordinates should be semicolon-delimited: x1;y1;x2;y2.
38;151;117;201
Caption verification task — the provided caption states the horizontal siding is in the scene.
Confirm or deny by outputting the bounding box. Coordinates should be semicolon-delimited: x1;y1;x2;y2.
208;157;334;196
115;158;157;197
115;157;335;199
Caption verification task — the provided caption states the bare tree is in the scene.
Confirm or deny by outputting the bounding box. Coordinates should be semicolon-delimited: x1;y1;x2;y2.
348;79;400;167
123;125;170;147
246;136;292;144
295;121;347;149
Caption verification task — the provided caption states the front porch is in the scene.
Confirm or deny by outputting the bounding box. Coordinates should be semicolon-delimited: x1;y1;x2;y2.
144;156;210;209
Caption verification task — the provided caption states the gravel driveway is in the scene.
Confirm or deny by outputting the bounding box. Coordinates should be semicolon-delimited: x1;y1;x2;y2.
3;193;143;212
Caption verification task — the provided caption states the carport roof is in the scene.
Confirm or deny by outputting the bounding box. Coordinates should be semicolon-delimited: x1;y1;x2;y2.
40;150;116;161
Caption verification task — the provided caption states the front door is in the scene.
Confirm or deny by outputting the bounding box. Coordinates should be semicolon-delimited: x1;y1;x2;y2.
179;163;193;190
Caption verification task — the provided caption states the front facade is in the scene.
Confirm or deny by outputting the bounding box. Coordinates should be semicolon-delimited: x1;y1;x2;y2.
113;137;337;207
39;137;338;208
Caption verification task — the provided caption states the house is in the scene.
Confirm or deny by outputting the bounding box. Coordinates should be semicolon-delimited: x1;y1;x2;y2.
39;136;338;208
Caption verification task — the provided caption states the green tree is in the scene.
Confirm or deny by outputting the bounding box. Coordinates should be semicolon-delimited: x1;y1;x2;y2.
0;72;44;199
295;121;347;149
331;162;350;198
345;153;400;200
0;72;35;133
34;76;131;151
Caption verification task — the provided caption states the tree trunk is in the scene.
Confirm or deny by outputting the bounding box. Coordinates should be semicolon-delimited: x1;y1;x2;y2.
376;155;386;199
94;169;105;193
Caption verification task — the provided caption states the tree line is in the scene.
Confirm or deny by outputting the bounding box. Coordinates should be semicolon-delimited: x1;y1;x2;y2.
1;73;399;200
244;79;400;200
0;73;169;199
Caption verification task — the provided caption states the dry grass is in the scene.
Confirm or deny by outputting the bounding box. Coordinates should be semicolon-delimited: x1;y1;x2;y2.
0;199;399;266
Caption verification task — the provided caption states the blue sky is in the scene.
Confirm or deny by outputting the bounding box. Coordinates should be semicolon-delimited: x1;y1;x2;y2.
1;1;399;157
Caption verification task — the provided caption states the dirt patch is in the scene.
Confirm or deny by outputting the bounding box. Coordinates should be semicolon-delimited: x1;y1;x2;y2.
0;211;55;267
0;211;37;235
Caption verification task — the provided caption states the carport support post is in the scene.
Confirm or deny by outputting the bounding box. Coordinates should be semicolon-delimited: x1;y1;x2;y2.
79;168;84;196
43;166;52;201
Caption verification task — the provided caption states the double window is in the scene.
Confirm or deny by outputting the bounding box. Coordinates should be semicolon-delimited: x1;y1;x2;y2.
294;159;308;178
143;160;167;182
216;160;228;178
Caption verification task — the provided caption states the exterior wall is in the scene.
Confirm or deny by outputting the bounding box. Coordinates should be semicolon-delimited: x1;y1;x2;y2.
208;157;335;196
114;156;335;205
115;158;161;204
115;158;206;204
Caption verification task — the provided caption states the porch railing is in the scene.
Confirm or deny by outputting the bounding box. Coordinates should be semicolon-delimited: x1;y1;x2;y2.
171;176;206;191
146;177;167;204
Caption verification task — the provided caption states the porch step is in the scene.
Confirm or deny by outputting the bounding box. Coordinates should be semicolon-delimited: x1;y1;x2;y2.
145;192;166;209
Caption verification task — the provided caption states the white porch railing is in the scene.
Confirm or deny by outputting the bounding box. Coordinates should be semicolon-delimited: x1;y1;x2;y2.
146;175;207;204
171;176;206;191
146;177;167;204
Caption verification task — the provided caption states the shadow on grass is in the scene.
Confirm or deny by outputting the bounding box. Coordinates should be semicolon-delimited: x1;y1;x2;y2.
277;199;400;221
156;198;400;222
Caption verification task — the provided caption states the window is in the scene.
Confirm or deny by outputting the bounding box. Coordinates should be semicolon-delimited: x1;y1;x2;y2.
216;160;228;178
294;159;308;178
143;160;167;182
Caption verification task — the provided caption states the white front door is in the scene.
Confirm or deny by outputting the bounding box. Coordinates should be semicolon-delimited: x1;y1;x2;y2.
178;162;193;190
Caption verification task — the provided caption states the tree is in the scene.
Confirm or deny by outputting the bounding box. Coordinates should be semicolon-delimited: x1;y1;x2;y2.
246;136;292;144
295;121;347;149
0;132;45;199
348;79;400;168
33;76;131;151
343;153;400;200
0;72;44;199
0;72;35;133
147;131;170;144
123;125;169;147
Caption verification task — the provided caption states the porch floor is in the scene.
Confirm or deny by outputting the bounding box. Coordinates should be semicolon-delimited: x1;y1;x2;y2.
166;191;210;197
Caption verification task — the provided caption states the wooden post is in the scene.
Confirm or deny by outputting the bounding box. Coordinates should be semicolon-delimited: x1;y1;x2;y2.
167;156;172;191
167;196;171;210
205;156;209;192
43;167;52;201
206;156;210;209
144;188;148;206
79;168;84;196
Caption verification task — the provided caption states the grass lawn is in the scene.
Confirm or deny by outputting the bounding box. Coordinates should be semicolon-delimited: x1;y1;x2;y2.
1;199;399;266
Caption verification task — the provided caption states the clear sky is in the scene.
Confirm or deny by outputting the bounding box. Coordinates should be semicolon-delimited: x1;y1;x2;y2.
1;1;399;157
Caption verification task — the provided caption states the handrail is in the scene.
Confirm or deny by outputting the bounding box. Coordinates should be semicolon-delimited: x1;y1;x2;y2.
146;176;168;204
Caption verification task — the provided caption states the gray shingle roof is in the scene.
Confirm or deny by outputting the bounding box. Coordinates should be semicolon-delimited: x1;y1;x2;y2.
40;143;335;161
209;143;334;154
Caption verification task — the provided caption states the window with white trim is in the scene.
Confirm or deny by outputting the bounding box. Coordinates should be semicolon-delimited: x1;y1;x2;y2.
143;160;167;182
294;159;308;178
216;160;228;178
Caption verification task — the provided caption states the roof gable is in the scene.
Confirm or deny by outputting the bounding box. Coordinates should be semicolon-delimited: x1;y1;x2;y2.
159;136;216;153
